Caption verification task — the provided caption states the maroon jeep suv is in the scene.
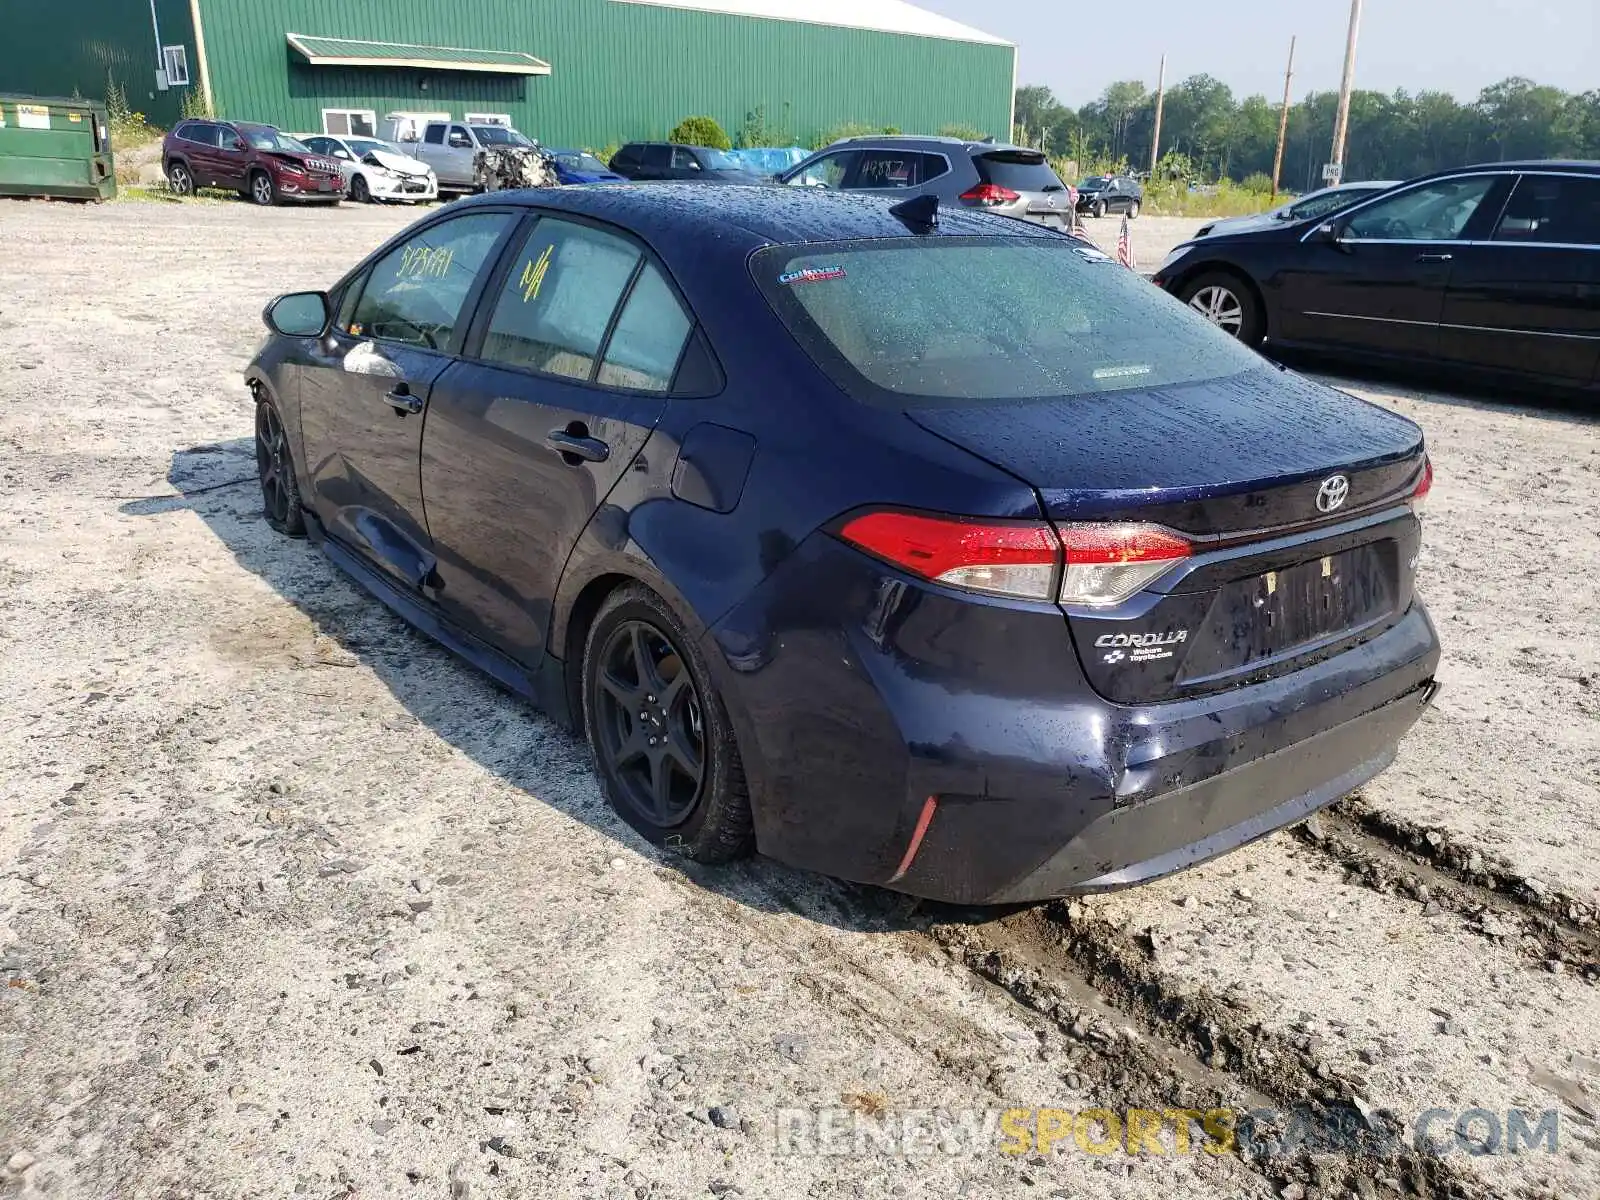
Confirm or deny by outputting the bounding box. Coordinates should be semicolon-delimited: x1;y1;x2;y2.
163;120;343;206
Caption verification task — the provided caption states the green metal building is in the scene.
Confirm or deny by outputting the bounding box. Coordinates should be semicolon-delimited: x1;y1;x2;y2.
10;0;1014;148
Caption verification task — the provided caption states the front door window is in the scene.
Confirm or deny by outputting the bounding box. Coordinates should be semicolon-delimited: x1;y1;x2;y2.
1344;177;1498;242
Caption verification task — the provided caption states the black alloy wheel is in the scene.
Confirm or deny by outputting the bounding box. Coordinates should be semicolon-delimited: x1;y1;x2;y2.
593;619;706;828
581;584;754;862
254;400;305;536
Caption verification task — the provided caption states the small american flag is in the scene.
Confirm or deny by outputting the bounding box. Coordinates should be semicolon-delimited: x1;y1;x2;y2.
1115;216;1135;269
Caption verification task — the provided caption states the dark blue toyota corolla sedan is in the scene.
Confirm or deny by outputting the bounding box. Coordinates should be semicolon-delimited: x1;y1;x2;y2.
246;184;1440;904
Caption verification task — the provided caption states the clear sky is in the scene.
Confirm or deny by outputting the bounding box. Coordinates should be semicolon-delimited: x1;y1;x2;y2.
917;0;1597;106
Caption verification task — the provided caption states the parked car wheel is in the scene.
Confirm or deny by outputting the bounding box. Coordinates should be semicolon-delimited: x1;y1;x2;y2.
1180;271;1265;346
350;175;372;204
1128;200;1141;219
166;161;194;197
248;170;277;207
254;399;305;536
1092;199;1107;219
582;584;753;862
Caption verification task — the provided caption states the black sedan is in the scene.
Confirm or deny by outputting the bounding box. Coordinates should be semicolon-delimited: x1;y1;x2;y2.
246;185;1438;904
1153;161;1600;390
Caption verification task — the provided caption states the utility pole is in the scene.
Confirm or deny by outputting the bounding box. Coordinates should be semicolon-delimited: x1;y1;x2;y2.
1149;54;1167;176
1328;0;1363;182
1270;36;1296;201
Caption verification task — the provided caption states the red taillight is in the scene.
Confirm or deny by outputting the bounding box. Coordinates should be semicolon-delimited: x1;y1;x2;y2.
1057;523;1192;607
1411;456;1433;512
837;511;1192;605
959;183;1021;206
838;511;1060;600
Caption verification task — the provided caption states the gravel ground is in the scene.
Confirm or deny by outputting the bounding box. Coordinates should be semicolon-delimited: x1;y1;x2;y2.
1;197;1597;1200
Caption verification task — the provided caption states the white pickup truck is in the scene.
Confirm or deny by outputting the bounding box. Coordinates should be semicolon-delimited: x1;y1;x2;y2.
405;120;543;192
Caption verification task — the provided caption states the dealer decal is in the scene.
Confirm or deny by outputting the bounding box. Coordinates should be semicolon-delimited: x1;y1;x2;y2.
1096;629;1188;665
779;265;846;286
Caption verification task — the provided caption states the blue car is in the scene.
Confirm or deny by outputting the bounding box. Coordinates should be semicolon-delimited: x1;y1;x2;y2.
245;185;1440;904
549;148;627;184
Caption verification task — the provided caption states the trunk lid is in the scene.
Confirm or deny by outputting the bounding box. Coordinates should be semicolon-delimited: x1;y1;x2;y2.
907;370;1428;703
974;149;1072;227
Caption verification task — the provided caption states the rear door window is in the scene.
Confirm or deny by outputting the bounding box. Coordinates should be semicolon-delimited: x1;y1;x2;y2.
977;152;1064;193
853;151;944;189
479;218;643;381
598;262;693;392
643;145;671;169
350;212;515;349
1493;174;1600;246
424;124;445;145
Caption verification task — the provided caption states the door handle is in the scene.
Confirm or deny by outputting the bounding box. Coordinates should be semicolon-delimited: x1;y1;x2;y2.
546;427;610;465
385;387;424;416
1415;252;1453;263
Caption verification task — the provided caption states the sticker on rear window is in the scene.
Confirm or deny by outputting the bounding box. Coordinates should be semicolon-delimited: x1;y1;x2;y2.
779;265;846;286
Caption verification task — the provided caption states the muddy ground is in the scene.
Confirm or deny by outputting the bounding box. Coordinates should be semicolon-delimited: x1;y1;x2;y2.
0;197;1597;1200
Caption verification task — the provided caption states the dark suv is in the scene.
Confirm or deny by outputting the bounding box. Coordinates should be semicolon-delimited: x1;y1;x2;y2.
777;135;1073;229
1076;174;1144;219
608;143;763;183
163;121;344;206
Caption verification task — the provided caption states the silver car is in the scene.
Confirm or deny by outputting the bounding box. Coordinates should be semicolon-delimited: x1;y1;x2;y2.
777;135;1075;230
1194;180;1403;238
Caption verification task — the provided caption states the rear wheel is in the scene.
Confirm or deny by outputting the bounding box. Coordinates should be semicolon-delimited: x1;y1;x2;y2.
166;161;194;196
1180;271;1265;346
254;399;305;536
350;174;372;203
249;170;277;206
582;585;753;862
1128;199;1141;219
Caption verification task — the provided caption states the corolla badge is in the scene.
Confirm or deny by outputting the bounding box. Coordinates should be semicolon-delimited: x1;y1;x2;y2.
1316;474;1350;513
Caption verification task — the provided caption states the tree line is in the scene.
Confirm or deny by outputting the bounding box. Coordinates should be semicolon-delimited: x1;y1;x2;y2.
1015;77;1600;189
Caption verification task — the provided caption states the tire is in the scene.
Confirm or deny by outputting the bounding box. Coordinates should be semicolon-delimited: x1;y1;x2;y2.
254;398;306;536
350;174;372;203
1092;199;1107;219
166;160;194;197
248;169;277;207
1128;200;1141;219
582;584;753;863
1179;271;1265;346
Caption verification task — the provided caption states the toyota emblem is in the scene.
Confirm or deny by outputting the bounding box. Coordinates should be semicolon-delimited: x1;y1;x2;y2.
1316;474;1350;513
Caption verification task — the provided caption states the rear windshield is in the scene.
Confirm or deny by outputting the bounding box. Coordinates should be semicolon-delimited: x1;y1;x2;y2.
976;152;1064;193
752;237;1265;406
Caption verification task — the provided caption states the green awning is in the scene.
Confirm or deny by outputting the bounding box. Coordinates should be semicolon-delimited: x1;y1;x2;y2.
286;33;551;76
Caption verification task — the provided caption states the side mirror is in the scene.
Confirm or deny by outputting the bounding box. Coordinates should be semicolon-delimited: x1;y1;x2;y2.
232;138;247;150
264;291;330;337
1310;222;1340;243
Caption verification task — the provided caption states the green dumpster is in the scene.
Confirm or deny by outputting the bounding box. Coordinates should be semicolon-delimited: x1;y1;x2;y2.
0;93;116;201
